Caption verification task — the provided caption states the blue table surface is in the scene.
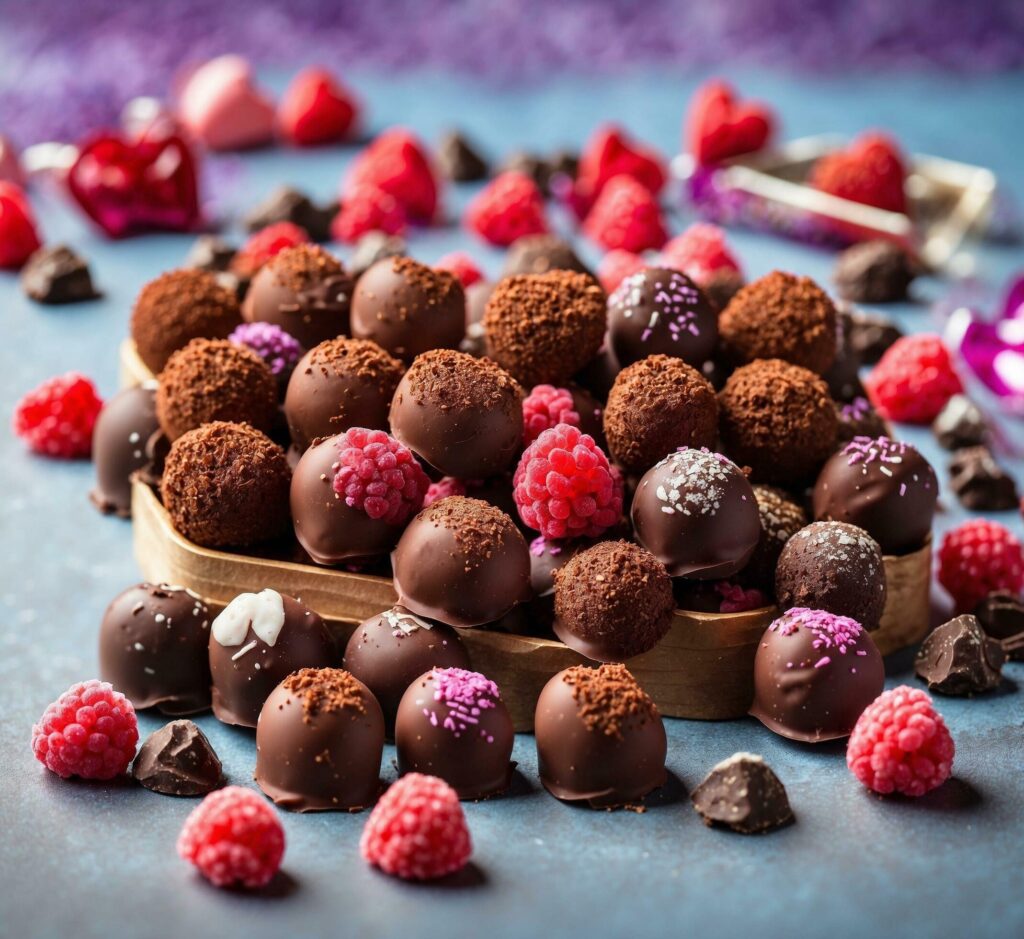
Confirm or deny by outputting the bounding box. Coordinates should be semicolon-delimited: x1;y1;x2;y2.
2;68;1024;939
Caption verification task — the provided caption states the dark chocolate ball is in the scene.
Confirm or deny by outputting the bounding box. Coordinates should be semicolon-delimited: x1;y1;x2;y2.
98;583;213;715
90;383;160;517
255;668;384;811
535;663;666;807
745;485;808;591
395;667;514;800
529;536;589;598
835;396;888;444
501;234;592;277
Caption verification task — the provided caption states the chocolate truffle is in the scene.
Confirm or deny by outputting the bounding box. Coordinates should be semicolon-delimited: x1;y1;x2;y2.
718;359;838;485
607;268;718;368
395;667;514;799
604;354;718;475
156;338;278;441
631;449;761;579
553;540;674;661
914;615;1004;696
933;395;989;450
948;446;1019;511
392;497;532;627
132;720;223;796
242;244;354;350
835;396;888;444
284;337;404;450
437;130;489;182
130;269;242;373
390;349;523;478
244;186;337;242
702;268;745;313
483;271;607;386
974;591;1024;659
501;234;591;277
775;522;887;631
846;308;903;364
90;383;160;517
349;231;407;279
255;668;384;811
745;485;808;591
161;421;291;548
833;239;917;303
534;663;666;807
343;606;471;735
209;589;335;728
20;244;100;304
719;271;837;374
813;436;938;555
691;753;794;834
750;608;884;742
350;257;465;362
823;306;866;403
529;536;589;597
98;583;213;715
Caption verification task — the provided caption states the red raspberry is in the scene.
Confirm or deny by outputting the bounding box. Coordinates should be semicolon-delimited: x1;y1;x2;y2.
597;248;646;294
938;519;1024;613
811;132;907;214
278;66;360;147
360;773;471;881
434;251;483;287
571;125;666;218
31;679;138;780
331;427;429;525
346;128;439;224
424;476;468;507
331;184;407;243
14;372;103;459
522;384;580;445
583;175;667;253
864;334;962;424
232;221;310;277
715;581;767;613
660;222;741;285
847;686;954;797
513;423;623;540
0;181;42;269
465;171;548;247
177;786;285;888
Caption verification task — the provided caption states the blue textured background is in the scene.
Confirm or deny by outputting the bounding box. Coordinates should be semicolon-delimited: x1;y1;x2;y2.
1;69;1023;939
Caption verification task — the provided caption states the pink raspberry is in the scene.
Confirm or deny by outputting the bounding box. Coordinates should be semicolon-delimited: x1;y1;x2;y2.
465;171;548;246
715;581;767;613
847;686;954;797
331;427;429;525
660;222;742;284
14;371;103;459
864;334;963;424
434;251;483;287
424;476;468;507
231;221;310;277
360;773;471;880
513;423;623;540
938;519;1024;612
345;128;439;224
177;786;285;888
597;248;646;294
583;174;667;253
331;183;407;243
522;385;580;445
31;679;138;780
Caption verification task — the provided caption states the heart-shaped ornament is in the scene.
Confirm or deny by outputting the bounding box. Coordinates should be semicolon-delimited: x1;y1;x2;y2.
687;81;773;165
810;132;907;214
178;55;276;151
278;67;360;146
569;125;666;219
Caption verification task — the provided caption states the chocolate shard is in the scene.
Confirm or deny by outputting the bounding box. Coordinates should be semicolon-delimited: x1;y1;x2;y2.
974;591;1024;660
132;720;223;796
437;131;489;182
184;235;236;273
845;308;903;364
933;395;989;450
244;186;338;242
691;753;794;834
499;150;553;195
349;231;407;280
915;614;1005;696
948;445;1019;511
20;244;100;304
833;239;917;303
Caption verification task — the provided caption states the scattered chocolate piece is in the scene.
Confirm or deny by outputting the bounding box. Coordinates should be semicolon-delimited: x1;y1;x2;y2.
824;306;866;402
184;235;236;272
691;753;794;834
915;614;1005;695
948;446;1019;511
437;131;489;182
833;239;917;303
244;186;337;242
132;720;223;795
834;396;888;444
20;244;100;304
548;149;579;181
933;394;989;450
974;591;1024;660
844;308;903;364
349;231;407;279
500;151;553;194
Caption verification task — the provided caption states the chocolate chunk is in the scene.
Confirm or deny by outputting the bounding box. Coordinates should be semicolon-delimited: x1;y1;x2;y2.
437;131;489;182
184;235;236;273
20;245;100;304
948;446;1019;510
500;151;553;194
824;308;866;402
548;149;579;181
244;186;338;242
845;308;903;364
974;591;1024;660
349;231;407;279
132;720;223;795
915;614;1005;695
833;239;917;303
933;395;989;450
691;753;794;834
835;396;887;443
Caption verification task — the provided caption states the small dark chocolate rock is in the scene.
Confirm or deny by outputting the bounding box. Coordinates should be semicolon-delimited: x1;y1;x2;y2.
915;614;1005;695
691;753;794;834
833;239;917;303
933;395;989;450
132;720;223;795
845;308;903;364
184;235;236;272
973;591;1024;660
349;231;407;279
948;446;1019;510
244;186;338;241
21;244;100;304
437;131;489;182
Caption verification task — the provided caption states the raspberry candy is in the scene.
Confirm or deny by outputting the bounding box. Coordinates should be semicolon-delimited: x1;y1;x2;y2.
660;222;741;284
434;251;483;288
865;333;962;424
13;372;103;458
345;128;438;224
231;221;310;278
938;519;1024;613
597;248;646;294
811;132;907;214
465;171;548;246
423;476;468;507
583;175;667;253
0;181;42;269
570;125;666;218
278;67;360;146
332;427;430;525
331;184;407;243
522;384;580;445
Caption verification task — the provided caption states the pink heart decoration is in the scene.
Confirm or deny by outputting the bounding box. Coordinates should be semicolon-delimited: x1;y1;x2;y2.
177;55;276;151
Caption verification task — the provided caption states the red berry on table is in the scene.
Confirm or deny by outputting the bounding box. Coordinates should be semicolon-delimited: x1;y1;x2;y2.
686;80;774;166
660;222;742;284
345;128;439;224
331;184;407;243
434;251;483;287
583;175;667;253
231;221;310;277
864;333;963;424
810;132;908;214
278;67;360;146
0;181;42;269
13;372;103;459
938;519;1024;613
597;248;646;294
465;171;548;246
571;124;666;217
522;384;580;445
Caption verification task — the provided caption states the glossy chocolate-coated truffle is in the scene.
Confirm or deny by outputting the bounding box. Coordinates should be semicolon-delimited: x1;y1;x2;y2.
501;234;591;277
914;615;1004;696
395;667;514;799
813;436;938;555
631;449;760;579
350;257;465;362
132;720;223;796
90;383;160;517
607;268;718;368
691;753;794;834
390;349;523;478
750;607;884;742
343;606;471;734
284;337;404;450
392;497;532;627
553;540;674;661
209;589;336;728
99;583;213;715
745;485;808;591
242;244;353;350
535;664;666;807
255;668;384;811
823;306;866;403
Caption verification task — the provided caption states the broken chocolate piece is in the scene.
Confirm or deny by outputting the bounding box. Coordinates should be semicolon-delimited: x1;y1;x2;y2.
915;614;1005;695
691;753;794;833
974;591;1024;660
948;446;1019;511
132;720;224;795
21;244;100;304
244;186;338;242
845;308;903;364
437;131;489;182
833;239;917;303
933;395;989;450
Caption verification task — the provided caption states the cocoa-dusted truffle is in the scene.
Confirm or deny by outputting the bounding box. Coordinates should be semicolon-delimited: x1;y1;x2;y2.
603;354;718;475
392;497;532;627
132;720;223;796
775;522;887;631
255;668;384;811
90;383;160;517
835;396;887;444
553;540;674;661
161;421;291;548
535;663;666;807
745;485;808;590
691;753;794;834
284;337;404;451
156;338;277;441
483;271;606;386
501;234;592;277
914;615;1005;696
719;271;837;374
242;243;353;349
833;239;917;304
718;359;838;485
130;269;242;373
632;448;760;579
350;256;465;362
390;349;523;479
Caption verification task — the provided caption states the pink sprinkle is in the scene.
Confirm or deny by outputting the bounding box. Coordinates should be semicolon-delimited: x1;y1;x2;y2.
814;656;831;668
426;668;500;740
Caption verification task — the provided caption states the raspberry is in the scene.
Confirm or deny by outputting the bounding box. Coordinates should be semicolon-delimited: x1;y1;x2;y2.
331;184;407;243
847;686;954;797
597;248;646;294
31;679;138;780
715;581;767;613
938;519;1024;613
465;171;548;246
0;181;42;269
523;384;580;445
229;322;303;378
360;774;471;881
864;334;962;424
660;223;741;285
571;125;666;218
434;251;483;287
811;132;907;214
13;372;103;458
424;476;468;507
177;786;285;888
345;128;438;223
231;221;310;277
278;67;359;147
583;175;667;253
331;427;429;525
513;423;623;540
